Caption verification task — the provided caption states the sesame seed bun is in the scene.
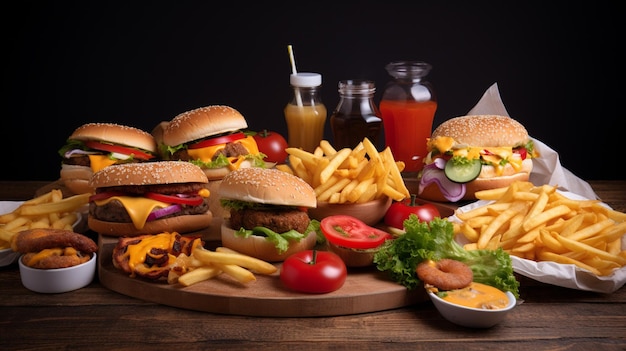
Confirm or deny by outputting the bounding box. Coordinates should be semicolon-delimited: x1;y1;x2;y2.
161;105;248;147
68;123;157;153
89;161;208;188
218;167;317;208
430;115;529;148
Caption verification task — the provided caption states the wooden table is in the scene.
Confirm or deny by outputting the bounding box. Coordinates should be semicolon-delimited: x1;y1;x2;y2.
1;180;625;350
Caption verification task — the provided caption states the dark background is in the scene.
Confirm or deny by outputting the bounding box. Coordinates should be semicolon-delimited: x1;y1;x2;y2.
5;2;620;181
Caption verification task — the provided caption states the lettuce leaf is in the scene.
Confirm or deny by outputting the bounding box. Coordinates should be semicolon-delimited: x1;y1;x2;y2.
233;219;322;254
374;216;519;297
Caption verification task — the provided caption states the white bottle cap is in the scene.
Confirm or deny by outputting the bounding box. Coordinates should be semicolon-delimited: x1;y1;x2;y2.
290;72;322;87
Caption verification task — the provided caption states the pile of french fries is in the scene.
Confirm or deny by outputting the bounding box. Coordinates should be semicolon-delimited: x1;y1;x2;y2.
0;190;90;249
276;138;410;204
453;181;626;276
168;246;277;286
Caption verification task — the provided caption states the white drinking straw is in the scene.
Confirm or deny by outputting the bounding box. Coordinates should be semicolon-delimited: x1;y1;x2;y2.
287;45;303;107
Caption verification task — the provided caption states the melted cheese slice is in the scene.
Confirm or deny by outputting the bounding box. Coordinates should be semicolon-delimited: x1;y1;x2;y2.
428;136;522;176
442;282;509;310
187;135;260;171
123;233;176;273
88;155;118;173
94;196;170;229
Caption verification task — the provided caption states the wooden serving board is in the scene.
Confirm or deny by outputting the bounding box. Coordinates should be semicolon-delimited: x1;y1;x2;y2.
98;235;427;317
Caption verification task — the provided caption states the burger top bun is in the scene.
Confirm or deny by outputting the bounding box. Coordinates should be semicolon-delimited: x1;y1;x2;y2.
68;122;158;153
89;161;208;188
430;114;529;148
219;167;317;209
161;105;248;146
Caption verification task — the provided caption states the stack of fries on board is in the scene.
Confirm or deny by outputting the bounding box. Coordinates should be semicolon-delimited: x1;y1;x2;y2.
276;138;410;204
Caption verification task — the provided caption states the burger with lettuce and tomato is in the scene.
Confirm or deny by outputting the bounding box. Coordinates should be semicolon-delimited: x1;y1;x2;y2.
418;115;539;202
58;123;158;194
155;105;267;180
87;161;213;236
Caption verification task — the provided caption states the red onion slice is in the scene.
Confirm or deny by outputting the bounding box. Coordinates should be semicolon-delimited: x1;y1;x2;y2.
419;164;466;202
147;204;182;222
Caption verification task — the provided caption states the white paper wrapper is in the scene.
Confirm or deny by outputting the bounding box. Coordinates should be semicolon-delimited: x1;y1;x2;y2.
468;83;598;199
458;84;625;293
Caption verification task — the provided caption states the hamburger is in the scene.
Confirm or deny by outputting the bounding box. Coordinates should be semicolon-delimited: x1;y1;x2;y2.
87;161;213;236
156;105;266;181
58;123;158;195
218;167;318;262
418;115;539;202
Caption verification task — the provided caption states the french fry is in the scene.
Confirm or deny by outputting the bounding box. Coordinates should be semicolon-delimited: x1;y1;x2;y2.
193;247;277;274
18;193;90;216
178;266;222;287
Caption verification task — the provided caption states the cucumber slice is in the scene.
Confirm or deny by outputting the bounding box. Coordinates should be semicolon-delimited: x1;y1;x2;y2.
444;158;482;183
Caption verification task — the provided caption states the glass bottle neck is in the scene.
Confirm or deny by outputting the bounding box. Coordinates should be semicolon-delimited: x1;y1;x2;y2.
290;85;323;106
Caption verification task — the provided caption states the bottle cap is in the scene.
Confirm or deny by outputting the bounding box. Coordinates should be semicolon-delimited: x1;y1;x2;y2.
290;73;322;87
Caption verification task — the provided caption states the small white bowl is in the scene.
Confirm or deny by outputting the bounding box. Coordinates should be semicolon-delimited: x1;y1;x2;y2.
309;196;392;226
18;253;96;293
427;289;516;328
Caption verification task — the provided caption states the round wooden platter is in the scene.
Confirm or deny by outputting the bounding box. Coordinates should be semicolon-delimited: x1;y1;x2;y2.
98;234;427;317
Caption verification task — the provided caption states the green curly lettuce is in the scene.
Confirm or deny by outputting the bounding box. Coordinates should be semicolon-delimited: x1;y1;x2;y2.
232;219;322;254
374;216;519;297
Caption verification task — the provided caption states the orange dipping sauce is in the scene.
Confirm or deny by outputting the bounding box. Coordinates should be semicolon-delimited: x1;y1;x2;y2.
441;282;509;310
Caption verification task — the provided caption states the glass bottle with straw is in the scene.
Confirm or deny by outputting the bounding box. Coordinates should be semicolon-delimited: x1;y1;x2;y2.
283;45;327;152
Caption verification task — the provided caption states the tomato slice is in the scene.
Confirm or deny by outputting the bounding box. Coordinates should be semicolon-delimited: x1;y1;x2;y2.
189;132;245;149
84;141;155;160
88;191;126;202
144;192;203;206
321;215;392;249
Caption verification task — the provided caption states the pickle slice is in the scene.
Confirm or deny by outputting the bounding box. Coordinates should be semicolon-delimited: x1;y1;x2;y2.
444;159;482;183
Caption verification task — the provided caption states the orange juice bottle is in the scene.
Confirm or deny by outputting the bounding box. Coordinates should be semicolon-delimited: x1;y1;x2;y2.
380;61;437;175
284;73;327;152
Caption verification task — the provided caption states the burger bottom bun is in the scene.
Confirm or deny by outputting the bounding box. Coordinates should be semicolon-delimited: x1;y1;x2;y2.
220;220;317;262
60;164;95;194
419;171;531;202
326;241;380;267
88;211;213;237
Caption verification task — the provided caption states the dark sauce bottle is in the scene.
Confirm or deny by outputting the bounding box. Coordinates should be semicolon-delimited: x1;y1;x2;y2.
330;80;382;150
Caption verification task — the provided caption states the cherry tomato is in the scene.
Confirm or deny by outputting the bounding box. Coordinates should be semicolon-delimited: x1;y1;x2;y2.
320;215;392;250
280;250;347;294
189;132;245;149
144;192;204;206
252;130;288;163
84;141;155;160
384;194;440;230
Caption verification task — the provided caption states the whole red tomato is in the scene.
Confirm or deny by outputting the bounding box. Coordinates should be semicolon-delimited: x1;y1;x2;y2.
252;130;288;164
280;250;347;294
384;194;440;230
